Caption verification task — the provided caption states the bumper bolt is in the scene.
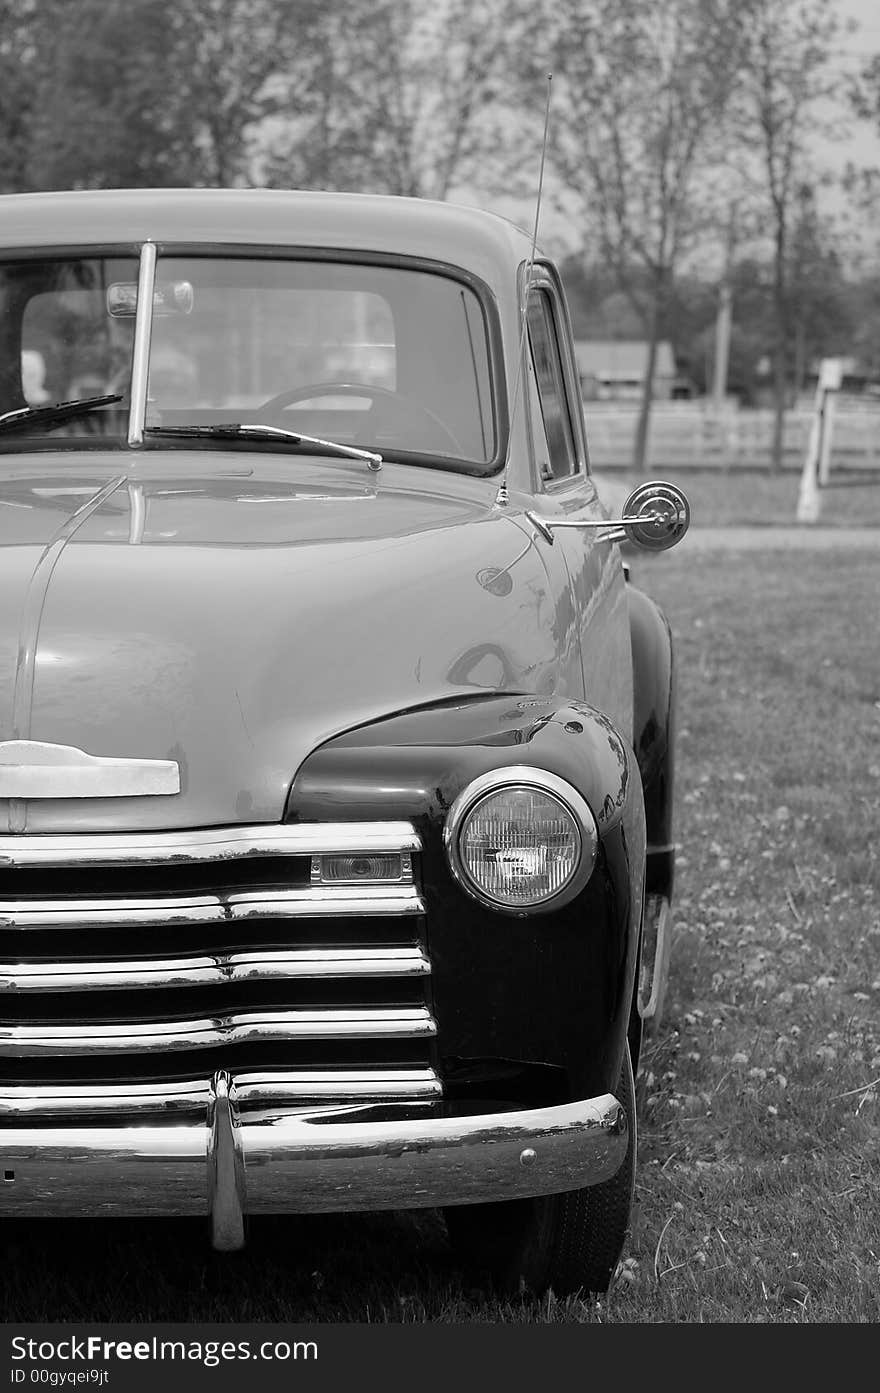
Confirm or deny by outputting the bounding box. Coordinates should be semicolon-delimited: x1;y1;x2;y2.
519;1147;537;1168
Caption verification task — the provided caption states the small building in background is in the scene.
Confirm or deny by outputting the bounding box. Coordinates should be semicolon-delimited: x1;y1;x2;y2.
573;339;680;401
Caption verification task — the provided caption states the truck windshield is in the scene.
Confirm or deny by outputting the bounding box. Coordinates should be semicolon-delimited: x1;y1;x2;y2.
142;255;497;466
0;251;498;468
0;254;137;449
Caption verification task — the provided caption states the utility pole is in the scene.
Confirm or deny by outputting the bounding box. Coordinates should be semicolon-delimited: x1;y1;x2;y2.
713;206;738;411
711;281;732;412
710;206;737;466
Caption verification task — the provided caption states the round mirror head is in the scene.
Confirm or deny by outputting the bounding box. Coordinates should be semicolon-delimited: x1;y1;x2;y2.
622;480;690;551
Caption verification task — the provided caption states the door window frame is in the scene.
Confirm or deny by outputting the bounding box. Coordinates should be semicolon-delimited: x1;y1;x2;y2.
522;263;594;499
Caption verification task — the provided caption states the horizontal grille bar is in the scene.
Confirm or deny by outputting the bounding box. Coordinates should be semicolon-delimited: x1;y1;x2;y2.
1;821;433;1095
0;884;425;930
0;1068;443;1117
0;821;421;868
2;946;430;993
2;1007;437;1057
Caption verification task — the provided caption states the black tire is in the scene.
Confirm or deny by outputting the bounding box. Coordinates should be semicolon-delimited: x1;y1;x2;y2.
444;1042;636;1297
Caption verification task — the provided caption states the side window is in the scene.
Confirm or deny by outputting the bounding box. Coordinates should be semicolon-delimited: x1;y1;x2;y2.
526;351;553;482
527;290;578;482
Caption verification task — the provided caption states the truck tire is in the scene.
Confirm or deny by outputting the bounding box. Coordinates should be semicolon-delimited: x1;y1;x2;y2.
444;1042;636;1297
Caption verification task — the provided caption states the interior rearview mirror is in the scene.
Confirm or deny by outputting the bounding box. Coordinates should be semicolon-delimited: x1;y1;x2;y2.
107;281;194;318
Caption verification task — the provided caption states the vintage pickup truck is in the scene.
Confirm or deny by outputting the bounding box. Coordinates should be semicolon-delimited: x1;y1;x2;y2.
0;188;688;1296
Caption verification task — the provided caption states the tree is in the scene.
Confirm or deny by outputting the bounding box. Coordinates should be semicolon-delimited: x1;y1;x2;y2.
25;0;206;190
531;0;751;470
844;271;880;381
852;50;880;133
787;185;853;395
845;50;880;251
263;0;525;197
170;0;325;187
1;0;321;192
735;0;843;469
0;0;41;192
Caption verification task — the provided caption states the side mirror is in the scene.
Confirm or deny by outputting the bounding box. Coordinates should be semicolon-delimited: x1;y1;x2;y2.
620;480;690;551
525;479;690;551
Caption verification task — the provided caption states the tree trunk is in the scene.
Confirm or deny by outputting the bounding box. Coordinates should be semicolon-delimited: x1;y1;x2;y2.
770;339;786;473
633;301;661;472
770;221;787;473
793;317;805;400
711;282;732;413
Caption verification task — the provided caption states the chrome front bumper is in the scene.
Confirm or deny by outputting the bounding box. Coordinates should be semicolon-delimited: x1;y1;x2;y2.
0;1072;627;1247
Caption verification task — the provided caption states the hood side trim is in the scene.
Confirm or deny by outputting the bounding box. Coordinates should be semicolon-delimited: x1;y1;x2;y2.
7;474;128;832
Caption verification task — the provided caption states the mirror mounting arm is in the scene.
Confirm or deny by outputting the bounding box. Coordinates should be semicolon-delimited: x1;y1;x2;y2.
526;481;690;553
525;513;659;541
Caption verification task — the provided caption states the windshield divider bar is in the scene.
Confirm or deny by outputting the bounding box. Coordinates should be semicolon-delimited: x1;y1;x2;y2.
127;242;157;447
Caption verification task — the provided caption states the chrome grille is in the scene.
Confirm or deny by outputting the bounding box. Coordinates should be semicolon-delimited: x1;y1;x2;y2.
0;821;439;1117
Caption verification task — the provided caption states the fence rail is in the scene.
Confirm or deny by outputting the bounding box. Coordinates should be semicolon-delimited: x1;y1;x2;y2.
583;405;880;470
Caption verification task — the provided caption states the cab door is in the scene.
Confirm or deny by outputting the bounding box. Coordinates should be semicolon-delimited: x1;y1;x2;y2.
524;268;633;737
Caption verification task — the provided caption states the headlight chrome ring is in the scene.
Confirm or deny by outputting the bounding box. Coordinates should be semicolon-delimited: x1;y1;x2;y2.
443;765;599;916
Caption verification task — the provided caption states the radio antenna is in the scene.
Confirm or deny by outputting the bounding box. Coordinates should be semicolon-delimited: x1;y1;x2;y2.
495;71;552;509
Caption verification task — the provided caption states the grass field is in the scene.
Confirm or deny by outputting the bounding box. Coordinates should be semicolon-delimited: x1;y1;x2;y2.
594;466;880;528
4;540;879;1324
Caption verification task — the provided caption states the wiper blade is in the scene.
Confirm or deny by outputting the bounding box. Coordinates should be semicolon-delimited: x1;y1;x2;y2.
0;395;122;435
144;422;382;470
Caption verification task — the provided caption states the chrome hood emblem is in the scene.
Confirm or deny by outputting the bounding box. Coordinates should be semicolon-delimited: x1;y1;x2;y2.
0;741;180;799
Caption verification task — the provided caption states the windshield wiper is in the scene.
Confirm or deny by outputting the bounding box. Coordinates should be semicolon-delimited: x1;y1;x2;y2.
144;422;382;471
0;395;122;435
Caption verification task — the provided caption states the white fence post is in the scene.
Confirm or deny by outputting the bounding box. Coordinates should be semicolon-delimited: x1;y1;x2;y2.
796;358;843;523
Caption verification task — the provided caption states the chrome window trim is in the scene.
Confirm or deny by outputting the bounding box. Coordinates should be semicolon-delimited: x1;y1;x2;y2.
529;263;591;482
126;240;157;447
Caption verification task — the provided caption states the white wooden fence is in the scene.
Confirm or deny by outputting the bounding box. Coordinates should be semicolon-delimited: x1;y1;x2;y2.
583;402;880;470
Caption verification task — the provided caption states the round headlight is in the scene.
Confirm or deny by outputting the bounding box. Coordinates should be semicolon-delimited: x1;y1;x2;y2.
444;767;598;914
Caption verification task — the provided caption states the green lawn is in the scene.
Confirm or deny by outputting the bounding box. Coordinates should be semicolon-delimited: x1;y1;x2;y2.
594;467;880;528
4;546;878;1323
599;545;880;1322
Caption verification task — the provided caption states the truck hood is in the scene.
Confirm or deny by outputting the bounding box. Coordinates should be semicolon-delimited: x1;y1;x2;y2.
0;453;562;832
